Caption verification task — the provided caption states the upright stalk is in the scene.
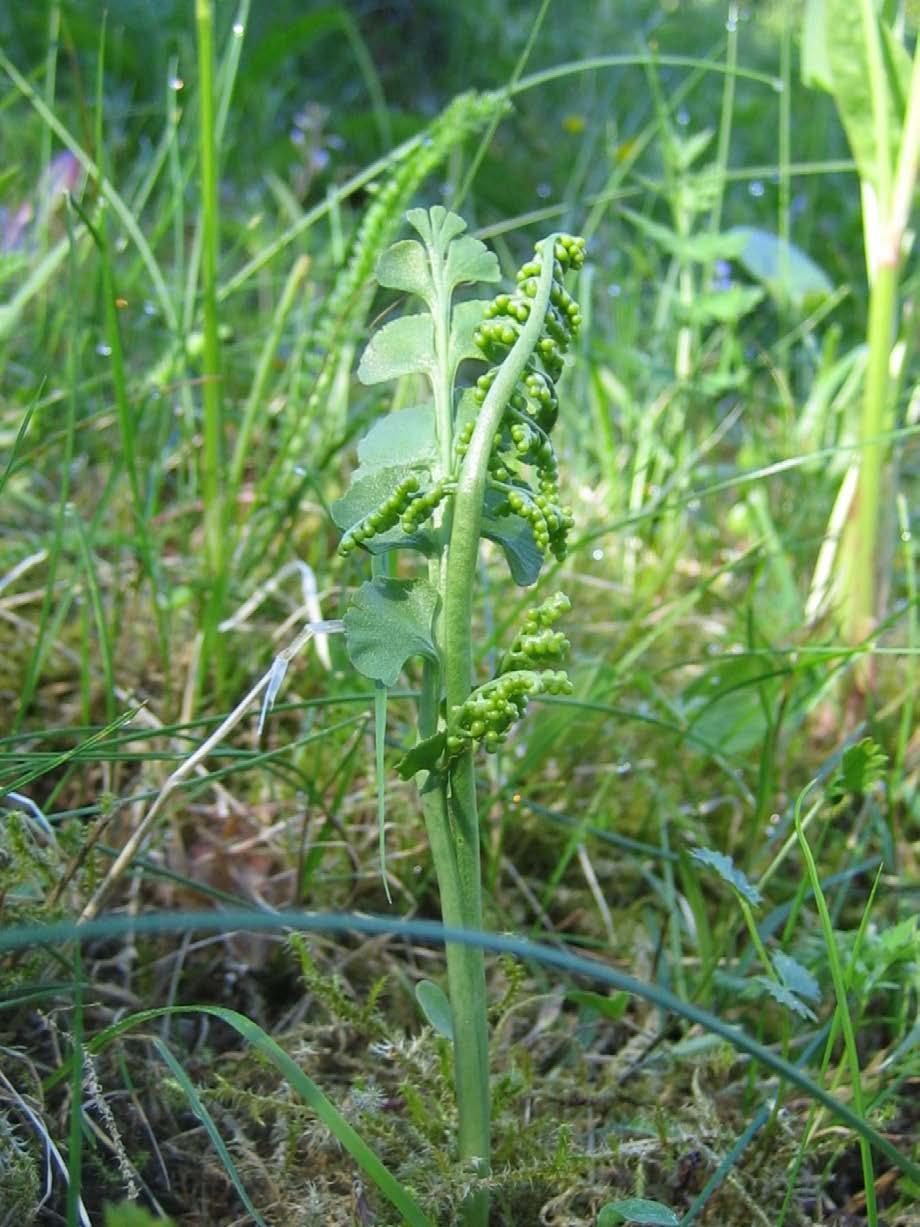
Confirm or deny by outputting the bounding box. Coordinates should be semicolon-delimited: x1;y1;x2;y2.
195;0;226;677
336;213;584;1224
432;244;559;1223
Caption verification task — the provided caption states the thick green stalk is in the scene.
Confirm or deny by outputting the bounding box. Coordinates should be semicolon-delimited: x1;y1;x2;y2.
195;0;226;673
423;240;560;1225
844;259;897;646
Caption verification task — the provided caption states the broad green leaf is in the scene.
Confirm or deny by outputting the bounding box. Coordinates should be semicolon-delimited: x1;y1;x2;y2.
730;226;833;306
331;461;435;554
823;0;906;190
450;299;492;373
331;464;426;532
358;314;434;385
690;846;763;907
753;975;818;1022
482;494;544;586
376;239;433;300
598;1198;679;1226
344;578;439;686
415;979;454;1039
356;405;438;472
396;730;447;779
444;233;501;290
774;951;822;1004
680;285;764;325
568;989;629;1021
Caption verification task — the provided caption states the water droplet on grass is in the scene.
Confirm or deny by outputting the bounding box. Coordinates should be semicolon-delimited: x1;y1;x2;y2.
749;180;765;198
169;76;184;92
536;182;551;199
232;21;245;36
96;342;112;357
677;107;690;126
592;548;604;561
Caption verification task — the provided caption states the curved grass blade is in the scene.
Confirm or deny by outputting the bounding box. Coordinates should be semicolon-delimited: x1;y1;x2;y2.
75;1005;434;1227
152;1037;269;1227
9;910;918;1186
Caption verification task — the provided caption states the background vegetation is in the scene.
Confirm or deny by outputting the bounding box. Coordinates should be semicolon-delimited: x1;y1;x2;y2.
0;1;916;1224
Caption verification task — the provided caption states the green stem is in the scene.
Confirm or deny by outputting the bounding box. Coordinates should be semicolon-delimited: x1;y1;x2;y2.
844;258;897;645
423;239;560;1225
195;0;226;675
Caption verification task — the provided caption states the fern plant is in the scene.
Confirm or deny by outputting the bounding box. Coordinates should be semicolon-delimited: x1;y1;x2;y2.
334;206;585;1225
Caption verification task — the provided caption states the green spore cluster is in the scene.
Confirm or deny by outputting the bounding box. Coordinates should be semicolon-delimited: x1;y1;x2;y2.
447;668;573;756
446;592;574;756
338;474;421;556
473;235;586;562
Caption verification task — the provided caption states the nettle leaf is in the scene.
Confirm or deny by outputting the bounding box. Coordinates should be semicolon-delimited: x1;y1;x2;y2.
415;980;454;1040
828;736;888;802
731;226;833;307
774;951;822;1004
598;1198;679;1226
376;239;433;301
343;578;439;686
358;314;435;385
450;299;492;373
753;975;818;1022
357;405;438;472
396;730;447;780
690;846;763;907
445;234;501;291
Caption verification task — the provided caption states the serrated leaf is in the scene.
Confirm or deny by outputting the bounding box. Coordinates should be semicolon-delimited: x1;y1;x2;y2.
568;989;629;1022
753;975;818;1022
680;285;764;325
598;1198;679;1226
690;846;763;907
445;234;501;290
730;226;833;306
450;299;491;373
829;737;888;801
376;239;433;300
774;951;821;1004
356;405;438;472
396;730;447;780
358;314;434;385
343;578;439;686
415;980;454;1040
